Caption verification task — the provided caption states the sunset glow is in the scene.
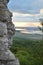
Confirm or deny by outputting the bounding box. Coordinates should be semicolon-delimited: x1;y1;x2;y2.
13;22;41;27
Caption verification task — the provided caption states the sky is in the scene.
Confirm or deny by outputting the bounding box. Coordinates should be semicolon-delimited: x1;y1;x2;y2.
8;0;43;34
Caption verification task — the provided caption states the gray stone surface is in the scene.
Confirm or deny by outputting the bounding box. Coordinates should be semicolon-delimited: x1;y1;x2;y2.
0;0;20;65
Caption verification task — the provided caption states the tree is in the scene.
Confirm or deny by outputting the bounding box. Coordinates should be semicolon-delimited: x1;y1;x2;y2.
38;18;43;40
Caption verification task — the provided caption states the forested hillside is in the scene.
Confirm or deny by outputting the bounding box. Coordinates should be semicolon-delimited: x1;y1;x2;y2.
10;38;43;65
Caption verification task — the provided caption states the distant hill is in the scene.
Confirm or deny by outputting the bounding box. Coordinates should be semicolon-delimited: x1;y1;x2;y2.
15;27;40;31
14;31;42;40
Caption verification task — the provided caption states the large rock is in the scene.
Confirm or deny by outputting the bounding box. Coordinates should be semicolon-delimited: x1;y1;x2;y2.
0;0;20;65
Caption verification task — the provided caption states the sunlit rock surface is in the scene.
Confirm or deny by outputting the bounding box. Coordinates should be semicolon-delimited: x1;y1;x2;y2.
0;0;20;65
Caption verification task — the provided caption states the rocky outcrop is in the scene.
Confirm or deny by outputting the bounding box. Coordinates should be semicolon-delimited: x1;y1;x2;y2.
0;0;20;65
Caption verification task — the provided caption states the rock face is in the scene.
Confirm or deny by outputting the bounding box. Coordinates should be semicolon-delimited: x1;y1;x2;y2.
0;0;20;65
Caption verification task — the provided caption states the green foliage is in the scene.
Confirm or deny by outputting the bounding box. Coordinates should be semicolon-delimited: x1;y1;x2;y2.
10;38;43;65
39;18;43;32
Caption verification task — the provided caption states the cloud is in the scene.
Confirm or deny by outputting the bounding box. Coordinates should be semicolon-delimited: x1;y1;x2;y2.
40;9;43;14
8;0;43;14
20;30;42;34
13;22;41;27
12;12;40;22
38;9;43;19
12;8;43;23
8;1;43;35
